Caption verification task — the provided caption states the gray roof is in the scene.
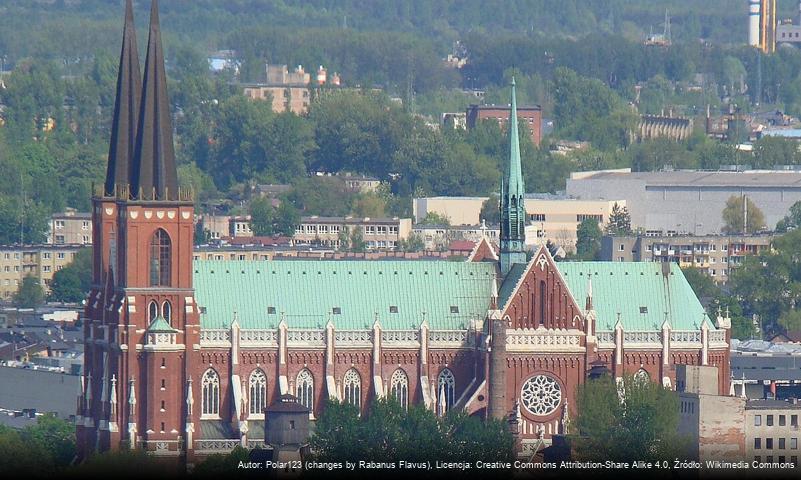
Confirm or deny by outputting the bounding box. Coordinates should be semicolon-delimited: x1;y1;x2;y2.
575;170;801;188
746;399;801;410
0;366;80;418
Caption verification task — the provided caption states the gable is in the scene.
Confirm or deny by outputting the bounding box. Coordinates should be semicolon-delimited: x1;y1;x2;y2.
499;246;585;331
194;260;496;331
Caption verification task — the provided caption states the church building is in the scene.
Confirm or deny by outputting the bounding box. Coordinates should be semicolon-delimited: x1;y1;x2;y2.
77;0;732;462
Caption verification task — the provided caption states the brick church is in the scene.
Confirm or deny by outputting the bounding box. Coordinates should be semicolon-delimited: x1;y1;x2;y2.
77;0;732;462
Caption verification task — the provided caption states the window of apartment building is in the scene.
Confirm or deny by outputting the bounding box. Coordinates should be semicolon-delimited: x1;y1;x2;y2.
3;266;8;273
319;225;328;234
13;266;19;272
766;438;773;449
2;253;8;259
82;221;89;230
330;225;340;234
55;235;65;244
307;225;317;234
13;253;19;259
645;230;662;237
619;257;625;261
577;214;602;223
710;269;716;277
779;438;786;449
710;244;716;251
82;235;89;243
793;456;799;465
57;265;63;271
364;226;376;235
43;266;51;273
766;456;773;463
295;225;305;234
710;258;716;264
57;252;65;259
792;415;798;427
377;226;388;235
619;244;625;251
55;220;64;229
238;255;246;261
768;415;774;426
42;252;51;259
530;214;546;222
780;415;786;426
755;415;762;426
791;438;798;449
755;438;762;449
754;456;761;463
389;226;398;234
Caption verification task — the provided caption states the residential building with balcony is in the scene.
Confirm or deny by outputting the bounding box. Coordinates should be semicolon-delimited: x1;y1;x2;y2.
0;245;84;300
293;216;412;250
601;234;774;283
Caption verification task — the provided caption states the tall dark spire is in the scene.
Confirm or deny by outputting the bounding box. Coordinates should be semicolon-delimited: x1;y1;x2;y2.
131;0;178;201
104;0;142;197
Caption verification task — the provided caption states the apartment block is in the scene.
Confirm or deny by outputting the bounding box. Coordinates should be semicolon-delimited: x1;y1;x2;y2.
412;224;499;251
0;245;84;300
293;216;412;250
47;209;92;245
602;234;774;283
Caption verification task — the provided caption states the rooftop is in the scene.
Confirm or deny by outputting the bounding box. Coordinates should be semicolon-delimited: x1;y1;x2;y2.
570;168;801;187
194;260;495;330
745;399;801;410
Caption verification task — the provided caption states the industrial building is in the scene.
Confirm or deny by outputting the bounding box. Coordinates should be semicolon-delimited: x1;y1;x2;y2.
566;168;801;235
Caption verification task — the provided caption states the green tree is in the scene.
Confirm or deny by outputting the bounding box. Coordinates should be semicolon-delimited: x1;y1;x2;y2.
419;212;451;226
775;200;801;232
778;309;801;333
349;227;366;253
14;275;45;308
48;248;92;303
399;233;425;252
575;218;602;260
192;445;251;477
479;194;500;225
604;202;632;235
249;198;300;237
574;374;689;462
681;267;719;302
722;195;766;234
352;192;387;218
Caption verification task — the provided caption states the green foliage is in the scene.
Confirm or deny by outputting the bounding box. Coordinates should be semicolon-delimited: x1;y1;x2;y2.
351;193;387;218
398;233;425;252
479;194;499;225
349;227;366;253
419;212;451;226
575;218;601;260
728;229;801;337
776;200;801;232
604;202;632;236
14;275;45;308
310;398;513;463
192;445;252;477
0;415;75;475
778;309;801;334
681;267;719;301
49;248;92;303
722;195;766;234
69;448;179;477
249;197;300;237
574;374;689;462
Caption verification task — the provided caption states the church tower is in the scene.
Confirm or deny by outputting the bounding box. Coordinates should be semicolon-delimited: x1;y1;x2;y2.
499;78;527;276
79;0;197;460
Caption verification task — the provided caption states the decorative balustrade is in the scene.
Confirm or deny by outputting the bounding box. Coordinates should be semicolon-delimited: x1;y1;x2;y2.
286;329;325;346
199;329;230;347
239;329;278;347
195;439;240;452
247;440;269;449
623;331;662;345
147;332;177;346
381;330;419;346
709;330;727;345
671;331;701;344
428;330;473;348
335;330;372;346
596;331;615;346
506;329;582;352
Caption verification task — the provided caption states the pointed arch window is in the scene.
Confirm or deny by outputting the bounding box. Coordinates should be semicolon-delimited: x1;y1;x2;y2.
201;368;220;417
150;229;171;286
249;369;267;417
296;369;314;414
343;369;361;409
634;368;651;384
161;301;172;324
390;368;409;410
438;368;456;411
148;301;158;324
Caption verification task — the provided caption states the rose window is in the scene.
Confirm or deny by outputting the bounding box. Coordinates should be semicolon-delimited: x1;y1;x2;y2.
521;375;562;416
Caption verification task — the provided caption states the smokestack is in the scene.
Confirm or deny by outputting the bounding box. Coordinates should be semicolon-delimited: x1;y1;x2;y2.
749;0;761;47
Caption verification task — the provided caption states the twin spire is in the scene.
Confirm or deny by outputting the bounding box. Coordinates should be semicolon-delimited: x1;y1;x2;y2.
104;0;178;201
499;77;527;276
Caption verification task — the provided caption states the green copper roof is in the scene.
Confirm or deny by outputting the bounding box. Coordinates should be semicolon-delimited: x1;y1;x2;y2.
193;260;496;330
147;315;175;333
557;261;713;332
506;77;524;198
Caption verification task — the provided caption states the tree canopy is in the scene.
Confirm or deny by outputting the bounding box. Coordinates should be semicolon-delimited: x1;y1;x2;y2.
575;218;602;260
722;195;766;234
48;248;92;303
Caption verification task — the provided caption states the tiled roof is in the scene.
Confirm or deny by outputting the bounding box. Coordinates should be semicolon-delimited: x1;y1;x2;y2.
558;261;713;332
194;260;495;330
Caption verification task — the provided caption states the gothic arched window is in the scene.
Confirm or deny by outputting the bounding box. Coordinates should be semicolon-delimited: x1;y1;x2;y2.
161;301;172;324
148;301;158;323
201;368;220;417
249;369;267;417
343;369;361;409
149;229;171;287
438;368;456;411
390;368;409;410
296;369;314;414
634;368;650;384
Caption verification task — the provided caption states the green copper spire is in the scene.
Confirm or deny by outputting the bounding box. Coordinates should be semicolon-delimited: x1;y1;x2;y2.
499;77;527;276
